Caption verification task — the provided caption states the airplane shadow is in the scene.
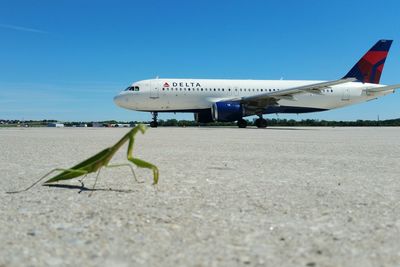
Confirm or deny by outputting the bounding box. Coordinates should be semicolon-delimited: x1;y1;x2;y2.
43;184;135;193
242;127;319;131
260;127;318;131
199;126;319;131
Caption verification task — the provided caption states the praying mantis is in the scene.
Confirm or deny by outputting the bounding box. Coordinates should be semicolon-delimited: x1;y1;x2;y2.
7;124;159;194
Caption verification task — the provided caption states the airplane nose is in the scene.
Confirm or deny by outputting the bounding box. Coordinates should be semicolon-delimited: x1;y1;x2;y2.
114;94;129;108
113;94;125;108
114;92;135;109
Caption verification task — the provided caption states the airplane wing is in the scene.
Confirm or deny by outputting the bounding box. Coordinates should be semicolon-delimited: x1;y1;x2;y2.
240;77;357;108
365;84;400;92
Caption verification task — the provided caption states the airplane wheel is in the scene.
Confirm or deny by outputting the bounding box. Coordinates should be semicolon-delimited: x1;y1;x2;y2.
237;119;247;128
255;118;267;128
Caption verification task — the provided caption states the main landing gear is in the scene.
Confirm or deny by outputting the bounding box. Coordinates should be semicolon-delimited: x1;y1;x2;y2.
237;119;247;128
254;115;267;128
237;115;267;128
150;112;158;128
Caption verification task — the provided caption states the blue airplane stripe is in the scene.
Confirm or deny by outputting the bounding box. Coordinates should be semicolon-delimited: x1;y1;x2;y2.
371;40;393;51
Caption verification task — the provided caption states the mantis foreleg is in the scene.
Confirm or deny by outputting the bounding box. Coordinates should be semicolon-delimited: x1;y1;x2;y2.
127;134;159;184
7;168;88;194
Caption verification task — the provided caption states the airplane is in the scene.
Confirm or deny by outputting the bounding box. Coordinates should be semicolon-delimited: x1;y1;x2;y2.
114;40;399;128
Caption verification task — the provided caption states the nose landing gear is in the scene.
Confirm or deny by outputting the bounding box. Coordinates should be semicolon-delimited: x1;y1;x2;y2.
150;112;158;128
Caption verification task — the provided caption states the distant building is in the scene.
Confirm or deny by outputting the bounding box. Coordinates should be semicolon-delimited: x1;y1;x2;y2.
116;123;130;127
48;123;64;128
92;122;103;127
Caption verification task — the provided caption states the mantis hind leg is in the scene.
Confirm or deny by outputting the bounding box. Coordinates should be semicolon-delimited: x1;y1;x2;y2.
87;164;143;197
105;163;144;183
77;174;89;193
6;168;88;194
89;168;102;197
78;174;88;187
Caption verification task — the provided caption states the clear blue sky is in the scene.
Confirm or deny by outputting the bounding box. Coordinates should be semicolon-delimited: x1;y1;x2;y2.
1;0;399;122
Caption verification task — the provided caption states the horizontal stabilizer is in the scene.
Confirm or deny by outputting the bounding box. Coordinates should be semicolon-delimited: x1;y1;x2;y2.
366;84;400;92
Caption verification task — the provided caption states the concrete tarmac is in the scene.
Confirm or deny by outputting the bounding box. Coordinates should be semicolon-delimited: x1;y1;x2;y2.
1;127;399;267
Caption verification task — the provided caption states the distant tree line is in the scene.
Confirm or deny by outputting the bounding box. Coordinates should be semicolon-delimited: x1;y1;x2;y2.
1;118;400;127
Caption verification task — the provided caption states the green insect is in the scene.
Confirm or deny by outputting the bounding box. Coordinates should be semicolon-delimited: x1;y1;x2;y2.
7;124;159;194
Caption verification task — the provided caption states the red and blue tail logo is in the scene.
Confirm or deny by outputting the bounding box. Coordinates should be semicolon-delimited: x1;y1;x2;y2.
343;40;392;84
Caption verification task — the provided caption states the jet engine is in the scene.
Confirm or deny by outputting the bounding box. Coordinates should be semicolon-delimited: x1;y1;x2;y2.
194;109;214;123
211;101;245;122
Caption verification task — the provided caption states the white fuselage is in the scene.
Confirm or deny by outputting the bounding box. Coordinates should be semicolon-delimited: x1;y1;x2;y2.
114;78;394;114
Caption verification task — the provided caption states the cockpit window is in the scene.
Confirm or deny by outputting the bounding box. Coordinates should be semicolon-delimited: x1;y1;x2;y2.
124;86;140;91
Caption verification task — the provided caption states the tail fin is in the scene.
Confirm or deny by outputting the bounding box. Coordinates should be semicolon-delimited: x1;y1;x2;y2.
343;39;393;84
